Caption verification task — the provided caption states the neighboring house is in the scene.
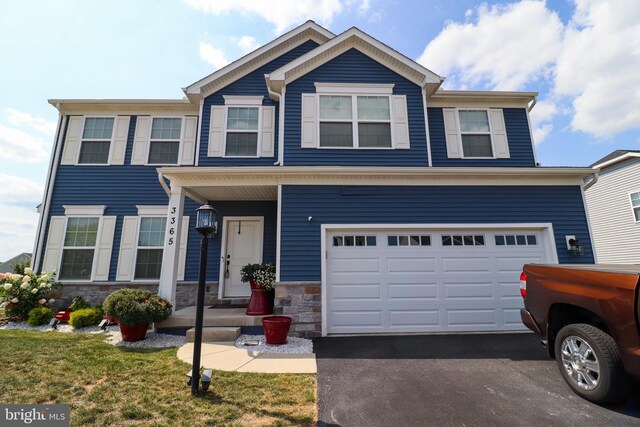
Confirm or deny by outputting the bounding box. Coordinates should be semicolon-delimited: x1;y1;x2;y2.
0;253;32;274
585;150;640;264
32;22;596;337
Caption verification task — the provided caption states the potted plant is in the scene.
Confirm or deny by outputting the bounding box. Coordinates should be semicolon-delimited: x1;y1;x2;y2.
241;263;276;316
102;289;172;341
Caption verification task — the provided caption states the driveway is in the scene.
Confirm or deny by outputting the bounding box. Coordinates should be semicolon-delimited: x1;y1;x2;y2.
314;333;640;426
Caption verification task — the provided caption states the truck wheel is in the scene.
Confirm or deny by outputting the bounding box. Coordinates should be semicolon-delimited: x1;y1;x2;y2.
554;323;631;404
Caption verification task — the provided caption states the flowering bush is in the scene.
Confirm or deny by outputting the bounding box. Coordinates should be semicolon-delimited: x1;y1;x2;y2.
240;263;276;290
102;289;172;326
0;268;58;320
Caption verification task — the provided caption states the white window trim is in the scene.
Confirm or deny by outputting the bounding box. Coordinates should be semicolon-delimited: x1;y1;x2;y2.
136;205;168;216
132;214;167;282
63;205;106;216
75;115;116;166
456;108;497;159
222;95;264;105
58;216;102;283
222;103;263;158
316;93;395;150
315;83;394;94
145;116;184;166
629;191;640;223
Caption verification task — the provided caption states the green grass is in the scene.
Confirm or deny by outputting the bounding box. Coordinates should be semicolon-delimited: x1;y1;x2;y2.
0;330;316;426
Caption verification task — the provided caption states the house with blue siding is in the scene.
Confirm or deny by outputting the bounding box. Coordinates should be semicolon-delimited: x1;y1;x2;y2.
33;22;596;337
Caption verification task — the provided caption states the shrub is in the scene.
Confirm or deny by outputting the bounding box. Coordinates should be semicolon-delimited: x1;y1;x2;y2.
0;269;58;320
70;296;91;311
69;307;104;328
27;307;54;326
103;289;172;326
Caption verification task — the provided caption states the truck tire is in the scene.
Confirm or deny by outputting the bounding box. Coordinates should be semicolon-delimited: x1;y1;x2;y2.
554;323;631;404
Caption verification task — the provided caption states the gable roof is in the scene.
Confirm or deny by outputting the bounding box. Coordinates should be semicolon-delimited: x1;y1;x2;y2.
266;27;443;96
184;21;334;102
591;150;640;169
0;252;32;274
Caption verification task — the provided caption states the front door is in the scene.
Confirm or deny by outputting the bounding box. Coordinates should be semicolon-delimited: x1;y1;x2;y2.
222;217;264;297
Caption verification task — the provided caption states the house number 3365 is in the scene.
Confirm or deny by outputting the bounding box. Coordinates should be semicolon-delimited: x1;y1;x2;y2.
168;206;177;245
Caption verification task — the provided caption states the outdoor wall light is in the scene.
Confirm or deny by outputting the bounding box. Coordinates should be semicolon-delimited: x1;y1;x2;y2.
195;203;218;238
568;238;584;256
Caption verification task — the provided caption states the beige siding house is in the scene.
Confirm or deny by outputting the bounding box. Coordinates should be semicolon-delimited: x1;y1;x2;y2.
585;150;640;264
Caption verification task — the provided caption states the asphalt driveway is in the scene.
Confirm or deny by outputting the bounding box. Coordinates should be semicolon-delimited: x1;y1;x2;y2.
314;333;640;426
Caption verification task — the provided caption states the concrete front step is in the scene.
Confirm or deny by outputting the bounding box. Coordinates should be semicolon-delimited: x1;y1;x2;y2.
156;307;269;329
185;327;241;343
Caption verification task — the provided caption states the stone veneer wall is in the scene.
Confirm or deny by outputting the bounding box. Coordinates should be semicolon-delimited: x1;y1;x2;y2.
273;282;322;338
53;282;219;310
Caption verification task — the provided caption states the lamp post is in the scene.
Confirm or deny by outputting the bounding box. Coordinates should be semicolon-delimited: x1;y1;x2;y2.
192;203;217;396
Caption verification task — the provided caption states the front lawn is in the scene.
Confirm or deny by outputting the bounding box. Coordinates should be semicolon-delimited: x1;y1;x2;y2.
0;330;316;426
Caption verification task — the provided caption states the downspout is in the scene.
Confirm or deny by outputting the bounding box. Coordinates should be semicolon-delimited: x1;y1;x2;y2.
527;95;537;112
265;74;284;166
582;172;598;190
194;96;204;166
158;171;171;197
33;112;66;273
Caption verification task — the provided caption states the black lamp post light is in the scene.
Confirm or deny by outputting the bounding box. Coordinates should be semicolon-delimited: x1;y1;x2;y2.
190;203;217;396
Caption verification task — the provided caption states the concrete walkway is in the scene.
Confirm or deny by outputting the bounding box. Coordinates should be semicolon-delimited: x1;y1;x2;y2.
177;342;317;374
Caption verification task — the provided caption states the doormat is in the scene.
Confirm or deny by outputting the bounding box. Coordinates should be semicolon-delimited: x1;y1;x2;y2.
208;304;248;309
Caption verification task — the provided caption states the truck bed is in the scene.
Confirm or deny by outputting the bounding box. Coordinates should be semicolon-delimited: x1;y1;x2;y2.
529;263;640;275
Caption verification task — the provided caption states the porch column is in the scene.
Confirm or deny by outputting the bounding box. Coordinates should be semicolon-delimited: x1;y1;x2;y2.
159;185;185;308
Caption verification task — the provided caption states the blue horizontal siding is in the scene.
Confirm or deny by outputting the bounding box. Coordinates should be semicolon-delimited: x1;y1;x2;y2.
280;185;593;281
429;107;536;167
198;40;319;166
41;116;276;282
284;48;428;166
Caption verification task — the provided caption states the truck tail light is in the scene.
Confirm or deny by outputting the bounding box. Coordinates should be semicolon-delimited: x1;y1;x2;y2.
520;272;527;298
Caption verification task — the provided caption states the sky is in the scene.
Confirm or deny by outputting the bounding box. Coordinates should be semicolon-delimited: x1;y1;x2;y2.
0;0;639;261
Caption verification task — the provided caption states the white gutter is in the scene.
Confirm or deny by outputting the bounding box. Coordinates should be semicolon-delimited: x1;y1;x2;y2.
582;172;599;191
528;95;537;112
194;98;204;166
265;74;285;166
33;113;66;273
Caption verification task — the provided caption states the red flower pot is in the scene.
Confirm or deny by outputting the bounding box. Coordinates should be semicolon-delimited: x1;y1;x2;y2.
246;280;274;316
262;316;292;345
119;323;149;342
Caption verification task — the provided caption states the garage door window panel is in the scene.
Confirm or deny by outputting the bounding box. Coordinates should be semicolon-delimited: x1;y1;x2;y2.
495;234;537;246
442;235;485;246
333;235;376;247
388;235;431;246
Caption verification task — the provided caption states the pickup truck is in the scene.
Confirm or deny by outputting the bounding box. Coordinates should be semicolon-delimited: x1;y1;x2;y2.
520;264;640;404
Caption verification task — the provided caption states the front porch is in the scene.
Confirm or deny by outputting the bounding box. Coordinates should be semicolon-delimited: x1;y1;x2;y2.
156;306;269;330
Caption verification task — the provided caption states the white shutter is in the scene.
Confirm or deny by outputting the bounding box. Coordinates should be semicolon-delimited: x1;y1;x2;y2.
93;216;116;281
60;117;83;165
391;95;410;149
301;94;317;148
42;216;66;274
443;109;462;158
177;216;189;281
116;216;139;281
131;116;151;165
181;116;198;165
208;106;225;157
260;106;275;157
489;109;510;158
109;116;130;165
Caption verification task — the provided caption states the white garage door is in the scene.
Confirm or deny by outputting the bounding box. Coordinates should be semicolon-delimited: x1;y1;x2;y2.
326;227;553;334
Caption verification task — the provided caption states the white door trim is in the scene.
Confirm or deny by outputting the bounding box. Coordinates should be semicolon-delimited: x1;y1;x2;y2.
320;222;558;336
218;216;265;299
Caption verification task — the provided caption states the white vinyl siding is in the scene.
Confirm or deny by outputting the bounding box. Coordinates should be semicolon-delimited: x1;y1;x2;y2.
584;159;640;264
443;108;510;159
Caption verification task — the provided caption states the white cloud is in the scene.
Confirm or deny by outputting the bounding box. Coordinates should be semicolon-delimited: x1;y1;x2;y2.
529;100;557;145
0;173;43;261
198;42;230;70
418;1;563;91
183;0;344;33
235;36;260;53
358;0;370;15
0;124;49;163
5;108;56;135
417;0;640;140
554;0;640;137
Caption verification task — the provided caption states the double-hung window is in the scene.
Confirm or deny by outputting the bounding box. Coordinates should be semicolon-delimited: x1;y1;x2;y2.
459;110;493;157
149;118;181;164
319;95;392;148
135;217;166;279
59;217;99;280
225;107;260;156
79;118;114;164
630;192;640;222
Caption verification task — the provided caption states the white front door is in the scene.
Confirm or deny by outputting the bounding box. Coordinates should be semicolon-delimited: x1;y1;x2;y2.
222;217;264;297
